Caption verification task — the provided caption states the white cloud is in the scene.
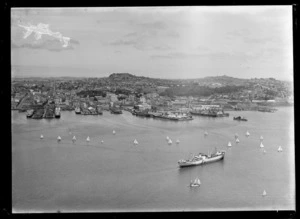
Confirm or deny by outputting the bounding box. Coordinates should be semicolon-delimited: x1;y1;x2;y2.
18;22;71;47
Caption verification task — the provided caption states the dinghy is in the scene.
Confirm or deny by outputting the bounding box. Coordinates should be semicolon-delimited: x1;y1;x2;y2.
168;139;172;145
246;131;250;137
190;177;201;187
278;146;283;152
228;141;232;147
86;136;90;142
101;140;104;144
57;136;61;141
72;136;76;142
262;190;267;196
113;130;116;135
134;139;138;145
236;138;240;143
40;134;44;139
260;142;264;148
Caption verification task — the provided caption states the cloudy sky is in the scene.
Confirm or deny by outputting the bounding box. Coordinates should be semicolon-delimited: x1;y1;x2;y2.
11;6;293;81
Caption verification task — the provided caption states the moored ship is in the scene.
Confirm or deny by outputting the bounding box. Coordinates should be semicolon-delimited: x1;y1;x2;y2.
178;149;225;168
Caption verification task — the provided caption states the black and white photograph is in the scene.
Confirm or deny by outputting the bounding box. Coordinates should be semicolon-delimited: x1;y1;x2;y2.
11;6;294;213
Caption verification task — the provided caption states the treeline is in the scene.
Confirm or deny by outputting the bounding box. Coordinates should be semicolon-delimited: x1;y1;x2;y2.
160;85;246;97
77;90;107;98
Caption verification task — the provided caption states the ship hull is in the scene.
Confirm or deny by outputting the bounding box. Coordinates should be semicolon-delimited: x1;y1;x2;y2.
178;160;203;168
202;154;225;164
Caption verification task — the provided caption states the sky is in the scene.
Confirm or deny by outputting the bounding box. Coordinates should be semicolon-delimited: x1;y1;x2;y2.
11;6;293;81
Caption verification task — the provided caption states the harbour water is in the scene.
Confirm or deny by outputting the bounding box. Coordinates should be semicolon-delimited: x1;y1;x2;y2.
12;107;295;212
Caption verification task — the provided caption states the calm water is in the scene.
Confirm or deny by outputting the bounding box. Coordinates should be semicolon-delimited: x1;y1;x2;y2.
12;107;295;212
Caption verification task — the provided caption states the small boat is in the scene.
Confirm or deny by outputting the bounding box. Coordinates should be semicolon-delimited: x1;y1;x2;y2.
168;139;172;145
101;140;104;144
26;109;34;118
278;146;283;152
134;139;138;145
113;130;116;135
86;136;90;142
228;141;232;147
75;107;81;114
262;190;267;196
246;131;250;137
260;142;264;148
55;107;61;118
260;136;264;141
72;136;76;142
233;116;247;121
190;178;201;187
236;138;240;143
40;134;44;139
57;136;61;141
178;149;225;168
176;139;180;144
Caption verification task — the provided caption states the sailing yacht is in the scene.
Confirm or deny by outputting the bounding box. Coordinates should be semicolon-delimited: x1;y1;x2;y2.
72;136;76;142
101;140;104;144
260;142;264;148
166;136;170;141
168;139;172;145
190;177;201;187
86;136;90;142
262;190;267;196
57;136;61;141
176;139;180;144
40;134;44;139
260;136;264;141
246;131;250;137
236;138;240;143
113;130;116;135
228;141;232;147
278;146;283;152
134;139;138;145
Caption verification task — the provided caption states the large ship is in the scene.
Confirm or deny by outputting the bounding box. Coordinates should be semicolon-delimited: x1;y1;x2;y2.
55;107;61;118
178;149;225;168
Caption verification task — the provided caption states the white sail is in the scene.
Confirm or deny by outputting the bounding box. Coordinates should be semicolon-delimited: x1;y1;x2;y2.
166;136;169;140
236;138;240;143
101;140;104;144
134;139;138;145
262;190;267;196
86;136;90;142
197;179;201;185
40;134;44;139
246;131;250;136
72;136;76;141
57;136;61;141
260;142;264;148
228;141;232;147
168;139;172;144
278;146;282;152
113;130;116;135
